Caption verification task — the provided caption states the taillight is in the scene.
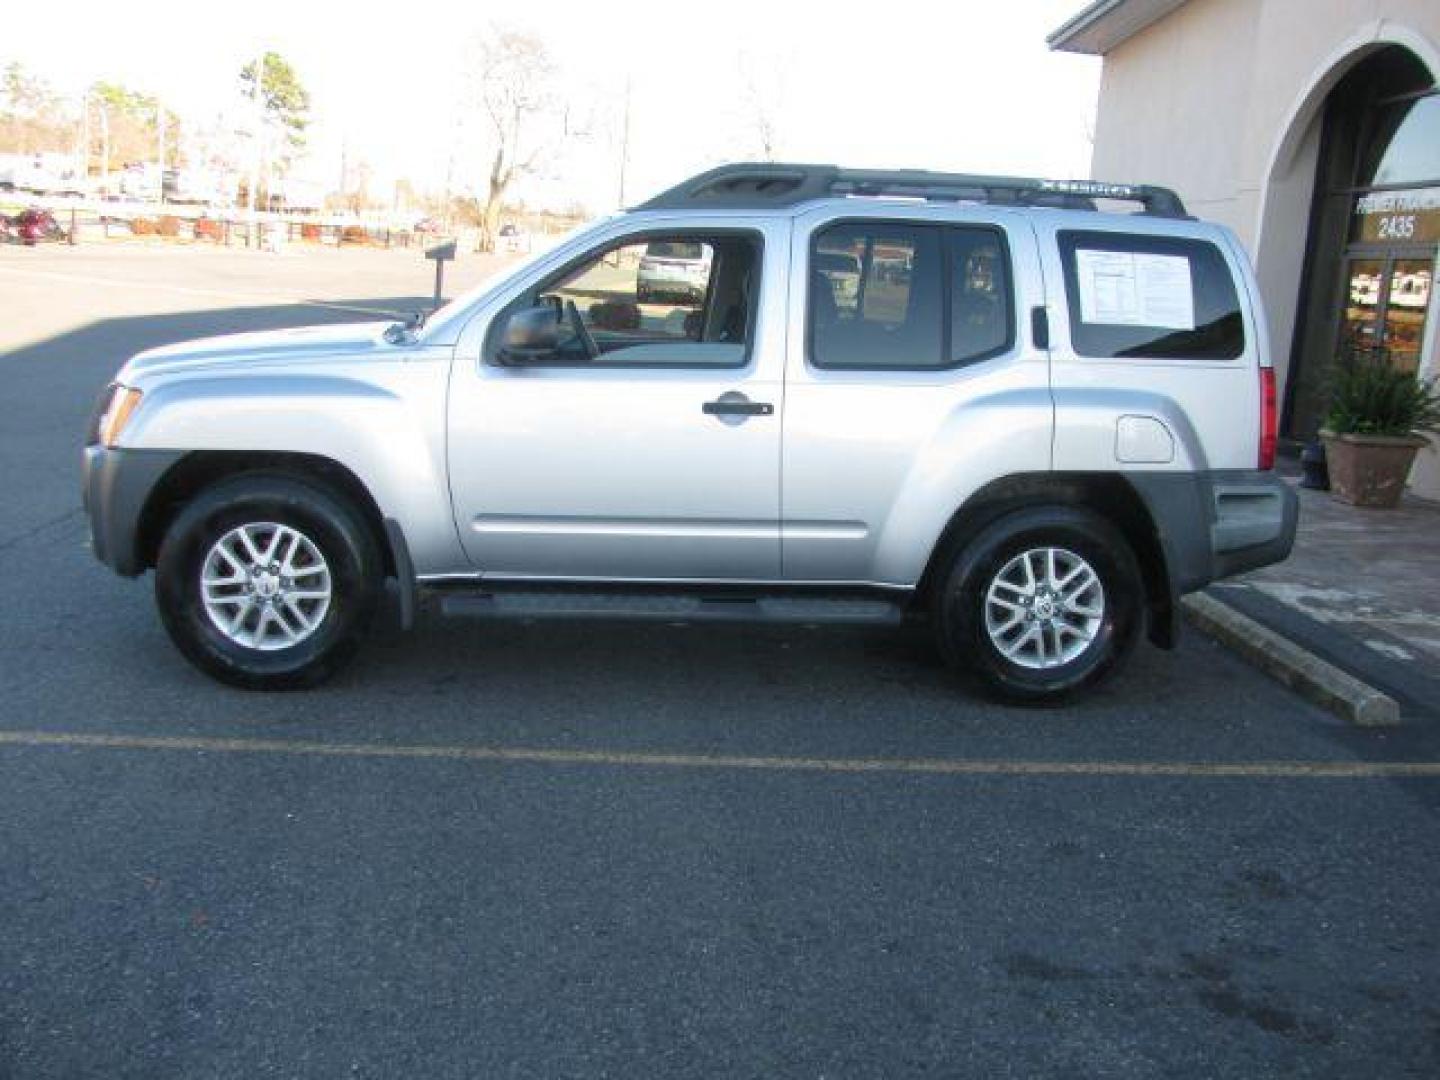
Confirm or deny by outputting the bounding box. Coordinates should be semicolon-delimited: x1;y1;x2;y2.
1258;366;1277;471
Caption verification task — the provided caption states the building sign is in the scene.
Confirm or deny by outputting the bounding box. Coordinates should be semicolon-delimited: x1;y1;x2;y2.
1351;186;1440;244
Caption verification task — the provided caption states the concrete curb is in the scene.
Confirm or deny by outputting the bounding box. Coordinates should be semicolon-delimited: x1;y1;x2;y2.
1181;592;1401;727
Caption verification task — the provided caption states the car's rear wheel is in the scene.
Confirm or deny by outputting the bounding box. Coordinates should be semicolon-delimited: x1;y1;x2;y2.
155;475;382;689
935;506;1143;704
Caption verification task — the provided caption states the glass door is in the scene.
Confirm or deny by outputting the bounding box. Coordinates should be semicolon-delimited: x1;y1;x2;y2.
1337;255;1434;372
1384;259;1432;373
1339;258;1386;358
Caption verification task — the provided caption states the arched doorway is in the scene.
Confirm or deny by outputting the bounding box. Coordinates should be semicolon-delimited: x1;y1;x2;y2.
1283;45;1439;438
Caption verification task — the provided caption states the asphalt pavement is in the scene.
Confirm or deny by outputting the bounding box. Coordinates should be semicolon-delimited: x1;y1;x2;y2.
2;244;1438;1078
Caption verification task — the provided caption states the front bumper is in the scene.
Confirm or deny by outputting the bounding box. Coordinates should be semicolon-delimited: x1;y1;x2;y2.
1127;469;1299;597
82;445;185;576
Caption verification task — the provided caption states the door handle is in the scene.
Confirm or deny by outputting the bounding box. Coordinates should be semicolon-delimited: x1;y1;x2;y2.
703;394;774;417
1031;305;1050;350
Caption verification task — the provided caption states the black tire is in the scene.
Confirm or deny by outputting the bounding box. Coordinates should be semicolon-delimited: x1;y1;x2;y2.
154;474;382;690
935;506;1143;704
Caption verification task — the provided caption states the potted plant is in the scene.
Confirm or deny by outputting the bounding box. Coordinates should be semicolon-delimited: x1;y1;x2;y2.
1320;346;1440;508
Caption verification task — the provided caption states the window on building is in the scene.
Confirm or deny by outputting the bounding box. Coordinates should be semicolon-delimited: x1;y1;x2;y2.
1359;92;1440;188
1058;231;1245;360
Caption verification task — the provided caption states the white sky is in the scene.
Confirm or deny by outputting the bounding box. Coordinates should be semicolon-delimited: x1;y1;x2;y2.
9;0;1101;212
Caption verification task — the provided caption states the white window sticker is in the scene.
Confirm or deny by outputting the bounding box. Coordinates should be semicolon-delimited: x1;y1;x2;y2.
1075;249;1195;330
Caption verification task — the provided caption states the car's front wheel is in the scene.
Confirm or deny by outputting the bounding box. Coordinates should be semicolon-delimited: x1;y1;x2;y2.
155;475;382;689
935;506;1143;704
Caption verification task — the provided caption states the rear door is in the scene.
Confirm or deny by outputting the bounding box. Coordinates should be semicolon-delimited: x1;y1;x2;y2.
781;205;1052;585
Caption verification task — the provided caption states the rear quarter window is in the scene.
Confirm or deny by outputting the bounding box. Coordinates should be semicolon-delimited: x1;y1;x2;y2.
1058;230;1245;360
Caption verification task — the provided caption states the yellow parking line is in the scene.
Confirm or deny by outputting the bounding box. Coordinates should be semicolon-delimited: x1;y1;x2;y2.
1;729;1437;778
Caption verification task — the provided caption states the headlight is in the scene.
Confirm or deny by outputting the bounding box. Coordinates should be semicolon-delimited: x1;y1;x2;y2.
98;385;143;448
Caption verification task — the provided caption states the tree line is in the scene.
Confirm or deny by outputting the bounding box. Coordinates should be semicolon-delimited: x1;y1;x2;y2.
4;26;784;252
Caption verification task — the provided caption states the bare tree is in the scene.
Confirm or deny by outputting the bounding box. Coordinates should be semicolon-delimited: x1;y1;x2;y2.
90;82;182;171
738;52;784;162
471;29;557;251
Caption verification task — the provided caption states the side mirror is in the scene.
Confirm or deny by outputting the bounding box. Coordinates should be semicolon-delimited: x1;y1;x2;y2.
498;302;561;363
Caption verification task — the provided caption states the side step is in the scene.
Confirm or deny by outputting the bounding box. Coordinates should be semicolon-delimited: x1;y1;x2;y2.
439;589;905;626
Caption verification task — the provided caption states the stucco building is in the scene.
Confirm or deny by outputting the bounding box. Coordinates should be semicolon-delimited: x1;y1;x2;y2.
1050;0;1439;496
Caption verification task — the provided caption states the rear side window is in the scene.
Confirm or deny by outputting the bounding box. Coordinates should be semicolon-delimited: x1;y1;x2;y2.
811;222;943;368
951;228;1013;364
1057;230;1244;360
809;222;1012;370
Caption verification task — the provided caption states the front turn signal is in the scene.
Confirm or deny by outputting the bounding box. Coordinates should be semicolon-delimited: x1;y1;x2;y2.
99;386;143;448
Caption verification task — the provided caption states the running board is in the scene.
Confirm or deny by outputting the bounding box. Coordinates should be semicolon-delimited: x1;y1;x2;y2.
439;589;905;626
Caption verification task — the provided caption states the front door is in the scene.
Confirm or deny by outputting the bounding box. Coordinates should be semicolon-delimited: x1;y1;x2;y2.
446;225;784;581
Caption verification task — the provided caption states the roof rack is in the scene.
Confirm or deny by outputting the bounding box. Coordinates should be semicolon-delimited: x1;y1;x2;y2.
637;162;1191;219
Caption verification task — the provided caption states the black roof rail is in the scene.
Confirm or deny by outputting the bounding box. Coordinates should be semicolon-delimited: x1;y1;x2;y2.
636;162;1191;219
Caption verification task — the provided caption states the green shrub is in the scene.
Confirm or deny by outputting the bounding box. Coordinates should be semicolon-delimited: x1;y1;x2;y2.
1325;348;1440;437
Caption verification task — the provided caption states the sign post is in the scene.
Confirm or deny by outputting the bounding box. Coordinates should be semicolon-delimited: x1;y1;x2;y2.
426;240;457;311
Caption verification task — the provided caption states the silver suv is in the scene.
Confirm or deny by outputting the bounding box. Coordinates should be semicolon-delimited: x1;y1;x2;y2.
82;163;1297;701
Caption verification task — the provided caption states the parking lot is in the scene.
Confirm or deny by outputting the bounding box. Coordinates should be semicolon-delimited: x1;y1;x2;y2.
2;244;1439;1077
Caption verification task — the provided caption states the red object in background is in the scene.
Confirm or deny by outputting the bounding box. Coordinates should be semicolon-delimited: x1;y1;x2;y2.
7;208;67;245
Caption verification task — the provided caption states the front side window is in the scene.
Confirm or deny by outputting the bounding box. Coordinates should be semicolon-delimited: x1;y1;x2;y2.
1058;230;1245;360
498;232;760;367
809;222;1014;370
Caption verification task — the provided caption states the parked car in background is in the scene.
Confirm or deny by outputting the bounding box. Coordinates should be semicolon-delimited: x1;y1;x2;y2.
1391;270;1431;309
164;168;237;207
0;152;85;196
637;239;712;303
119;164;162;202
813;250;862;307
6;208;67;245
498;222;531;254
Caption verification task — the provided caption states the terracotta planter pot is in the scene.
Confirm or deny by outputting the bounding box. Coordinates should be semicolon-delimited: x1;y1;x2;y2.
1319;430;1427;508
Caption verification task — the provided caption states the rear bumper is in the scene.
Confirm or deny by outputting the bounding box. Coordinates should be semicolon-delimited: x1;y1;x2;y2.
1127;469;1298;597
82;445;184;576
637;273;704;294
